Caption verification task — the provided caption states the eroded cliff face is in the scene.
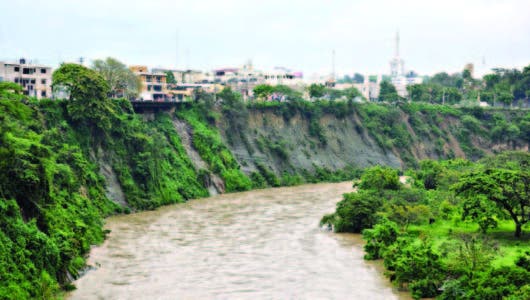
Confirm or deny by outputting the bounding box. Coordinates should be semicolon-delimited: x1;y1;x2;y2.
210;105;528;177
217;110;401;175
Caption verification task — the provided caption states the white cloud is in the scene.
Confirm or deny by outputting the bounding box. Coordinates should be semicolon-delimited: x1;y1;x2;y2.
0;0;528;75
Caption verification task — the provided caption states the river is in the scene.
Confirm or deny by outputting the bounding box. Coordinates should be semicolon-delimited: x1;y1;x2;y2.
69;182;409;299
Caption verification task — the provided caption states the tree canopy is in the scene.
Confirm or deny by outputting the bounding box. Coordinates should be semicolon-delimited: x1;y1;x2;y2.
253;84;274;99
52;64;115;134
166;71;177;84
91;57;140;99
454;167;530;237
379;81;399;102
52;63;109;102
359;165;401;191
308;83;326;98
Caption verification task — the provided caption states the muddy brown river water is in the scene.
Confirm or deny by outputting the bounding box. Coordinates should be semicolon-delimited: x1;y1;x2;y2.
69;182;409;299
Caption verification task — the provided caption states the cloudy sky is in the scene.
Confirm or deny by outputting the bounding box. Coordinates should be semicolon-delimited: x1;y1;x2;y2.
1;0;529;77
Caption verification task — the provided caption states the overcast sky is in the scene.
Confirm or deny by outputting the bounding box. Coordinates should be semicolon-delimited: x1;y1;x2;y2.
1;0;529;77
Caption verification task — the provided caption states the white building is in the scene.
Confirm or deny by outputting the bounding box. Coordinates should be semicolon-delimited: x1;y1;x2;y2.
389;32;422;97
0;58;53;99
261;67;303;86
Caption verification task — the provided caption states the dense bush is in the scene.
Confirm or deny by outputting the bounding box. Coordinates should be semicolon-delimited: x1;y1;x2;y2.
363;218;400;260
320;191;382;233
325;153;530;299
359;165;400;190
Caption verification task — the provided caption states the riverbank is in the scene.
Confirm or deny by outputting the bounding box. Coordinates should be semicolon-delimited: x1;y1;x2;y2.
322;156;530;299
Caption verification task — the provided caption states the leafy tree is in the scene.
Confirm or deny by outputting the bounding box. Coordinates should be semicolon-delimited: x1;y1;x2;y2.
320;190;382;233
427;72;463;89
498;91;515;106
266;85;302;100
53;63;109;102
363;218;400;260
92;57;140;99
387;204;431;229
337;75;352;84
460;194;499;233
253;84;274;99
0;82;25;101
0;82;23;94
165;71;177;84
342;87;362;100
52;64;114;134
378;81;399;102
353;73;365;83
454;168;530;237
407;84;430;102
483;73;501;89
384;238;444;299
308;83;326;98
441;234;498;278
463;69;472;81
359;165;400;191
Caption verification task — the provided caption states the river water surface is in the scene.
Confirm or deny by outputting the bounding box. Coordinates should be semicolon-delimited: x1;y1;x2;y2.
70;182;408;299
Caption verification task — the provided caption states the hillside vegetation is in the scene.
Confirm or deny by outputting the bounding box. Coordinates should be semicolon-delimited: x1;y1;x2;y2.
0;65;529;299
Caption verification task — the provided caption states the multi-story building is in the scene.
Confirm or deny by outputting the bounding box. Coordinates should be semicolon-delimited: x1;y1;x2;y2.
129;65;167;101
262;67;303;86
152;68;206;84
0;58;52;99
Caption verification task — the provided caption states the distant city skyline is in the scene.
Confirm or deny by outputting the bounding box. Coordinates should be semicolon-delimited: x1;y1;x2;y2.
1;0;529;77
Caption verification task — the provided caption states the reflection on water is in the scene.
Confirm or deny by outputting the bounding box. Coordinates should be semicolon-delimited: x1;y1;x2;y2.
69;182;409;299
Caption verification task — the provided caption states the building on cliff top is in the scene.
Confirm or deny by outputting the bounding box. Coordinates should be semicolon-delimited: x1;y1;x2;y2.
0;58;52;99
130;65;168;101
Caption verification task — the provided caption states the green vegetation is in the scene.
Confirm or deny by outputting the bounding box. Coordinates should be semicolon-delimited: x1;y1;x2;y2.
177;98;252;192
378;80;400;102
91;57;141;99
308;83;362;100
0;97;118;299
409;63;530;107
1;62;529;299
165;71;177;84
322;152;530;299
0;66;209;298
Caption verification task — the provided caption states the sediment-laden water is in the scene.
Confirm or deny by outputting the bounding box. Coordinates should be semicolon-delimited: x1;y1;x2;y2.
69;182;408;299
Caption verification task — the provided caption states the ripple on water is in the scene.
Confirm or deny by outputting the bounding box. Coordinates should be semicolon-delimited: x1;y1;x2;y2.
69;182;411;300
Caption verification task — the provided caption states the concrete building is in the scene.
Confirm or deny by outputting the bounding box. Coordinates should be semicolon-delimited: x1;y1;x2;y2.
0;58;52;99
262;67;303;86
152;68;206;84
130;65;168;101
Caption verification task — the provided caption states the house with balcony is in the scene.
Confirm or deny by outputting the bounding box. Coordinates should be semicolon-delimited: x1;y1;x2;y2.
130;65;168;101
